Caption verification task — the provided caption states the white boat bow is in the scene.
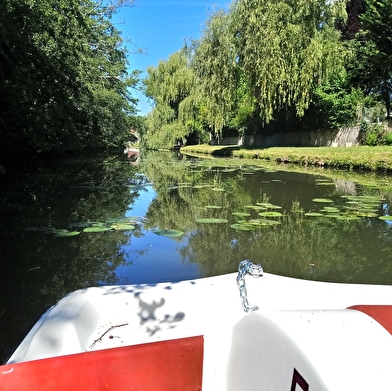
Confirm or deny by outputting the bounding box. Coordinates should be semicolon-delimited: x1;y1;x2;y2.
3;260;392;390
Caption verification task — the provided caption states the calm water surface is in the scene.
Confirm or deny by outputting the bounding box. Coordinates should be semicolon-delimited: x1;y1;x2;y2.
1;150;392;362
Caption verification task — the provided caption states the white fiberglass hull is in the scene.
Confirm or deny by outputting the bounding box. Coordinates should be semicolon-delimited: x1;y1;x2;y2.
5;267;392;390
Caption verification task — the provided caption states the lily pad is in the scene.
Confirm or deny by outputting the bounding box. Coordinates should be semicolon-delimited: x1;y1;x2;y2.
83;226;113;233
312;198;334;203
230;223;254;231
305;212;325;217
379;216;392;221
154;229;184;237
204;205;222;209
356;212;379;218
256;203;282;209
54;230;81;237
52;229;69;234
258;211;283;217
112;223;135;231
322;214;341;219
320;207;340;213
342;195;383;203
357;205;379;212
244;205;266;211
195;218;228;224
248;219;281;226
221;168;237;173
232;212;251;217
357;195;383;201
345;201;362;205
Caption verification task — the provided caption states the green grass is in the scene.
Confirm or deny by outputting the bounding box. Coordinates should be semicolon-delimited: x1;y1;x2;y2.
181;145;392;172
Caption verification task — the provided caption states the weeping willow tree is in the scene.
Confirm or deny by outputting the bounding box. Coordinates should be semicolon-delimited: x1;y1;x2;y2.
191;10;239;134
143;49;197;149
143;0;350;148
231;0;348;124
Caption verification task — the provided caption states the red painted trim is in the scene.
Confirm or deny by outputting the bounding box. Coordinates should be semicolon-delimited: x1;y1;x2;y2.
348;305;392;335
0;336;204;391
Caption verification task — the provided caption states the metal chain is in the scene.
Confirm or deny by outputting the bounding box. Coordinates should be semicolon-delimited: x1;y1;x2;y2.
237;260;264;313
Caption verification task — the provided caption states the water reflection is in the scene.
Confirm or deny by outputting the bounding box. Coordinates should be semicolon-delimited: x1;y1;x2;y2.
1;150;392;362
138;152;392;286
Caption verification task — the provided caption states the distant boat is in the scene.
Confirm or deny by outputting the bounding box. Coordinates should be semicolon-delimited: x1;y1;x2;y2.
2;260;392;390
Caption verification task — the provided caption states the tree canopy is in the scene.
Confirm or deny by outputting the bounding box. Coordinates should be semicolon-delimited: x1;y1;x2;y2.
142;49;209;149
0;0;139;168
142;0;390;149
2;0;390;157
348;0;392;118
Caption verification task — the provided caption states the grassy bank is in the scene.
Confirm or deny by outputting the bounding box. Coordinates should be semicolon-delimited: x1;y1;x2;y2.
180;145;392;172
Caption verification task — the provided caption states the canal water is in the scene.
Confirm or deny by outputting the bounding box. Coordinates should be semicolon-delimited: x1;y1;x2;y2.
1;150;392;362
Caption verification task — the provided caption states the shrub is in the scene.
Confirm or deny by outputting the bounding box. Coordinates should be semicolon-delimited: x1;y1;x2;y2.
312;75;364;129
359;121;386;145
385;132;392;145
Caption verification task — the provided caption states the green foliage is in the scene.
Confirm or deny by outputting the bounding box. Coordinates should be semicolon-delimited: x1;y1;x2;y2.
228;72;257;135
0;0;139;165
359;121;387;146
385;132;392;146
145;50;195;118
143;49;203;149
231;0;347;123
311;74;364;128
191;10;238;132
143;0;351;147
348;0;392;118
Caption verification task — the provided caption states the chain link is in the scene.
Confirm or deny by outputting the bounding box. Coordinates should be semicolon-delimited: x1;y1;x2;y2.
237;260;264;313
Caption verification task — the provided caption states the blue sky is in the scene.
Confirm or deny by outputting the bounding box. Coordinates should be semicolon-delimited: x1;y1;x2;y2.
112;1;231;115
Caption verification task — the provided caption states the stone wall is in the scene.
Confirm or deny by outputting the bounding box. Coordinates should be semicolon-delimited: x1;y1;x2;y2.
210;126;361;147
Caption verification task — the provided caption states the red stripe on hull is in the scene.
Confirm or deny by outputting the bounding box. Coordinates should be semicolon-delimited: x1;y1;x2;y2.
1;336;204;391
348;305;392;334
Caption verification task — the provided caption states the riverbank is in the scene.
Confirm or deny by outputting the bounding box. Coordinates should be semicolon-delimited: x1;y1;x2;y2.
180;145;392;172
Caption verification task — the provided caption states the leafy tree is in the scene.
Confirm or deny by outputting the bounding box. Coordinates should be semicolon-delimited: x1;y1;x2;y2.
227;70;258;135
348;0;392;119
231;0;347;124
0;0;139;170
145;50;194;119
141;0;360;147
191;10;238;134
185;0;349;139
143;49;196;149
338;0;365;40
310;73;365;128
0;0;84;154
